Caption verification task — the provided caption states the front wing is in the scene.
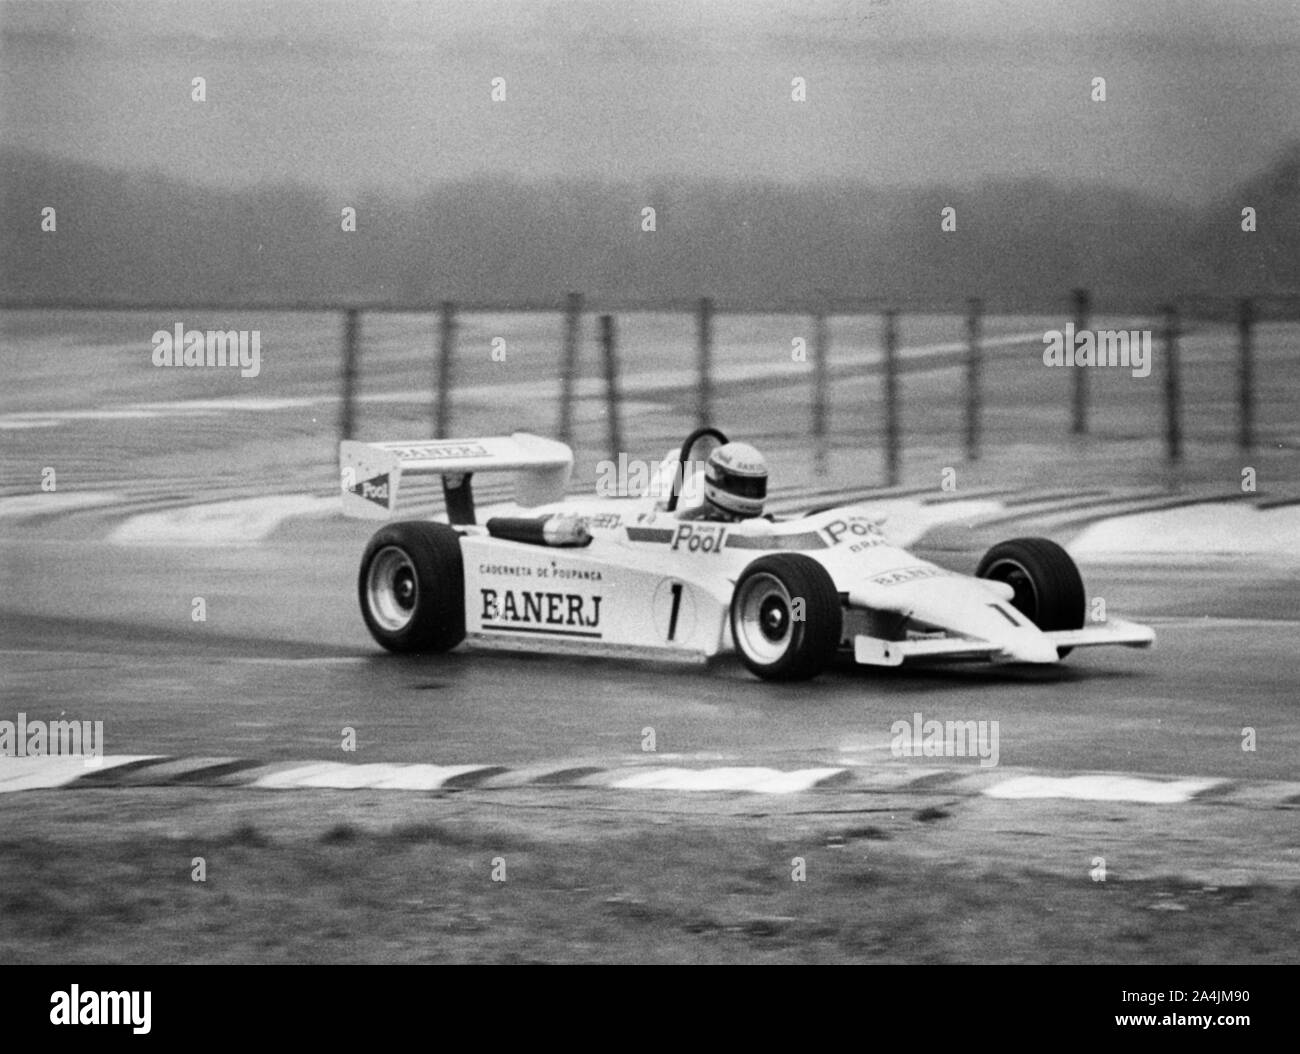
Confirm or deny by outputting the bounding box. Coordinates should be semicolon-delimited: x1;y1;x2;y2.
852;617;1155;667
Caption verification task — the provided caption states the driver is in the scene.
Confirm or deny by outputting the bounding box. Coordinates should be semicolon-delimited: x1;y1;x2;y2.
678;441;768;521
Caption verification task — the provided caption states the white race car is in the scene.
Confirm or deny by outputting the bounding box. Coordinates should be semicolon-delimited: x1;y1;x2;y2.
340;428;1154;680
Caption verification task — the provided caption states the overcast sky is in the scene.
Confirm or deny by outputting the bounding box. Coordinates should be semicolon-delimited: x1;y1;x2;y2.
3;0;1298;201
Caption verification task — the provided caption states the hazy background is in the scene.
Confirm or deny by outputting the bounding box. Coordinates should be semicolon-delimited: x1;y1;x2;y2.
3;0;1298;307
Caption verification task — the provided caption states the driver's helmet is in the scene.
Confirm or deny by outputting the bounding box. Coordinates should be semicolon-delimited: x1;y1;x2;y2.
703;442;768;518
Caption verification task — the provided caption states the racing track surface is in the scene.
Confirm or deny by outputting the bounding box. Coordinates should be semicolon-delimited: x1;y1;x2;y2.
3;313;1297;789
3;519;1296;782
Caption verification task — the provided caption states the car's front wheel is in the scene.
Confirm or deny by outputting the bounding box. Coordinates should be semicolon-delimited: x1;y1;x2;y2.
358;521;465;653
729;554;842;681
976;537;1085;657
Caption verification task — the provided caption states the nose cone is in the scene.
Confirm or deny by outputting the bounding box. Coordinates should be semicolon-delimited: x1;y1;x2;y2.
853;575;1063;664
999;635;1059;664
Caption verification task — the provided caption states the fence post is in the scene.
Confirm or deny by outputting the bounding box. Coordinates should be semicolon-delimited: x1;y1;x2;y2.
696;296;714;428
965;297;983;461
812;307;829;475
435;301;456;438
1163;305;1181;465
1238;297;1254;451
1071;287;1090;434
600;314;623;462
339;307;359;441
882;308;900;486
559;292;583;447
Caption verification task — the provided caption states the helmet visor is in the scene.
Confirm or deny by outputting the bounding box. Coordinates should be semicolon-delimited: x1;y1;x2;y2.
710;465;767;500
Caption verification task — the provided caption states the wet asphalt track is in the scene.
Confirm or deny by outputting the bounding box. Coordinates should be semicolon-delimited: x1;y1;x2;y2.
2;518;1296;782
5;315;1296;789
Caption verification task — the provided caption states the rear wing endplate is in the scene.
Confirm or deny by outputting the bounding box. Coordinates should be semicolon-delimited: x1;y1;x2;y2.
339;433;573;524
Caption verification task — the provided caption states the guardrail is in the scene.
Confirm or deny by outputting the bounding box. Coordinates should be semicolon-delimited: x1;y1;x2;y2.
4;290;1294;482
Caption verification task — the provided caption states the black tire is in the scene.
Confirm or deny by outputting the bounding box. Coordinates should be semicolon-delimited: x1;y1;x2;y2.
729;554;843;681
975;537;1085;657
358;521;465;654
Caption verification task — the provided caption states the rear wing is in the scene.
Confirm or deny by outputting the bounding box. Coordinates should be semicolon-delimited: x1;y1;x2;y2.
339;433;573;524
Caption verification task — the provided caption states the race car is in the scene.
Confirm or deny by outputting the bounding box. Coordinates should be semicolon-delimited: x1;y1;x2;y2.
339;427;1154;680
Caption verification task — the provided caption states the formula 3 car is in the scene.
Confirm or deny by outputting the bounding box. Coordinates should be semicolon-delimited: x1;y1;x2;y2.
339;428;1154;680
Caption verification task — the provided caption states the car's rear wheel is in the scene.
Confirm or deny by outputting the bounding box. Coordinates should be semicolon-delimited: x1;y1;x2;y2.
976;537;1085;657
358;521;465;653
730;554;842;681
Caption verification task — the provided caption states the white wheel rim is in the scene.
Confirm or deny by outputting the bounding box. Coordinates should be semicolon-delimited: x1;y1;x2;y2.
367;546;419;632
735;572;794;664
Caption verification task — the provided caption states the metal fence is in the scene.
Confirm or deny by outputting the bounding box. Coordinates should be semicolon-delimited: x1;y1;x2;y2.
3;290;1293;485
335;290;1287;482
